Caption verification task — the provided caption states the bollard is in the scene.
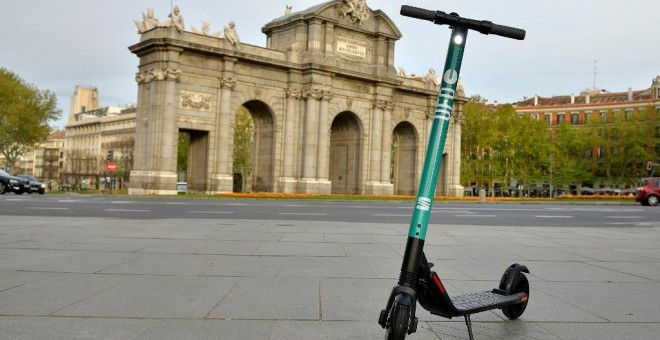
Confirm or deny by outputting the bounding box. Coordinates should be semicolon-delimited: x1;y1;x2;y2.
479;189;486;203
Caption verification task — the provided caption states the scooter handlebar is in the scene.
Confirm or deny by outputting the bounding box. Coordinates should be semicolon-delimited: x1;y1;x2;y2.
489;23;526;40
400;5;436;22
400;5;526;40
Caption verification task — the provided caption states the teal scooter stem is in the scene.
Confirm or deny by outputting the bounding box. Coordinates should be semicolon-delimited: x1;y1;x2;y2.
380;5;527;340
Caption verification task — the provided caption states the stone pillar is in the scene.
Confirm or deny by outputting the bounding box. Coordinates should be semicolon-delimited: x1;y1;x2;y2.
380;102;394;194
129;65;182;195
370;101;383;181
211;76;236;193
299;88;322;193
316;91;333;191
279;87;302;193
448;108;464;197
365;100;383;194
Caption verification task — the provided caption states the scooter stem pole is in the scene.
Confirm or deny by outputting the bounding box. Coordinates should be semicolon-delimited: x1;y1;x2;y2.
400;26;467;284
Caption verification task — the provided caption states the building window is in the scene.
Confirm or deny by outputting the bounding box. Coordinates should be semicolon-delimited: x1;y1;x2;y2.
585;111;593;122
557;113;565;123
531;113;538;121
625;109;633;120
571;112;579;124
600;110;607;123
544;114;551;124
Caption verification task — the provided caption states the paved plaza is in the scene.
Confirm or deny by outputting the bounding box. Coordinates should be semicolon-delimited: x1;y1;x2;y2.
1;215;660;339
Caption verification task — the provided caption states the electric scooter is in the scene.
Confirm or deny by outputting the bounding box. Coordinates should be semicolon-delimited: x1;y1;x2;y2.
379;5;528;340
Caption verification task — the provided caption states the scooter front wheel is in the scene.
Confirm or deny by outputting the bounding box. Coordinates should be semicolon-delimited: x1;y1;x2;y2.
385;300;410;340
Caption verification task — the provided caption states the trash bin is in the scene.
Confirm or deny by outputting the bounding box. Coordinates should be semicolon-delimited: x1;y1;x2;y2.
176;182;187;194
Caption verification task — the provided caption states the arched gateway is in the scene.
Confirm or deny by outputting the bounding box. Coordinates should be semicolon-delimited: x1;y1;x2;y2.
128;0;465;196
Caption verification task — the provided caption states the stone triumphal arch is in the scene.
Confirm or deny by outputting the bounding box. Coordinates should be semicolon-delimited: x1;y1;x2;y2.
128;0;465;196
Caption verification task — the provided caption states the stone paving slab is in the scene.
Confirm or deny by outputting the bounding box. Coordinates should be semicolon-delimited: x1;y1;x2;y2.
55;276;239;319
1;216;659;339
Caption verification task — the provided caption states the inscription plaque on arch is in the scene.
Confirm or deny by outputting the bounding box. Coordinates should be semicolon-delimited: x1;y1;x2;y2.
336;36;366;58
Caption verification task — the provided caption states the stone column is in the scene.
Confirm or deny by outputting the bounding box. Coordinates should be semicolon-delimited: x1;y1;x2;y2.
300;88;322;192
279;87;302;193
129;66;182;195
370;101;383;182
380;101;394;193
211;76;236;193
317;91;333;182
449;108;464;197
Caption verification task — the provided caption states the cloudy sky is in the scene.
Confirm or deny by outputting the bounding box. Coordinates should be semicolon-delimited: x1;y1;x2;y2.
2;0;658;129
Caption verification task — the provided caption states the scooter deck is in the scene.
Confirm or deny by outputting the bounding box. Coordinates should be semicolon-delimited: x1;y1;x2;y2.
452;290;525;315
418;271;527;318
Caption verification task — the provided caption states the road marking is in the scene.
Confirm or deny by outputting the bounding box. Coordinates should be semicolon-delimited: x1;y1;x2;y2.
374;214;409;217
278;212;327;216
535;215;573;218
606;216;642;219
187;211;234;214
26;207;69;210
6;199;25;201
453;214;498;217
111;201;136;204
58;199;79;203
105;209;150;212
165;202;189;205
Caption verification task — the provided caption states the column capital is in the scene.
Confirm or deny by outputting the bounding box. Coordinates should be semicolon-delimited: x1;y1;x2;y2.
373;100;394;111
304;88;323;100
321;90;334;102
135;68;181;84
219;77;236;89
451;110;464;123
285;87;303;100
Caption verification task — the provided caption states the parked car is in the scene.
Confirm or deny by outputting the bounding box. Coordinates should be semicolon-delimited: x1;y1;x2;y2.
0;170;30;195
636;177;660;206
16;175;46;195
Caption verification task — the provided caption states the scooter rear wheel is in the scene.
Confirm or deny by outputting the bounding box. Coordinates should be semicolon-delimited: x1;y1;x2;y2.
502;273;529;319
385;301;410;340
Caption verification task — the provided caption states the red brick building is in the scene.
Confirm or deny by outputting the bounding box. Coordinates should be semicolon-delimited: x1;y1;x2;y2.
514;76;660;126
511;76;660;194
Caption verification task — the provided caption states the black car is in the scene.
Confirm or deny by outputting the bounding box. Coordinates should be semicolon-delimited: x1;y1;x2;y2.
0;170;30;194
17;175;46;195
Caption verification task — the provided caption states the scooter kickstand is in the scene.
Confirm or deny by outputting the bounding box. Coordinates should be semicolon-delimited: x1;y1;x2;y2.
464;314;474;340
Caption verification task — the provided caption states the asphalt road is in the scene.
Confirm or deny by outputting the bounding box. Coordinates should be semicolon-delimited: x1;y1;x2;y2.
1;193;658;227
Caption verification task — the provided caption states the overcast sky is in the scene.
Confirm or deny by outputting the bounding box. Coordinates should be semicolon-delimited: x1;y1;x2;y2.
2;0;659;130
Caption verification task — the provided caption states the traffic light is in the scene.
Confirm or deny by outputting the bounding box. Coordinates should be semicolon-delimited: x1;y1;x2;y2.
106;150;114;161
648;161;654;171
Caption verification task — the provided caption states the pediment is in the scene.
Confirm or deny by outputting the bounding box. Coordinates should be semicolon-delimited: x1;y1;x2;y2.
263;0;402;40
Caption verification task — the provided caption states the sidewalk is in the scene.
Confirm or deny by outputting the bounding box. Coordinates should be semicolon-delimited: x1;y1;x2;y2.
1;216;659;339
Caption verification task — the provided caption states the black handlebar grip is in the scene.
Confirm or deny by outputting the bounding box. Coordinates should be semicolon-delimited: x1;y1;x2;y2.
400;5;436;22
490;23;526;40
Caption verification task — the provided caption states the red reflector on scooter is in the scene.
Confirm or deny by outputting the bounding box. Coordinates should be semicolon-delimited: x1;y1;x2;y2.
432;273;446;294
521;294;528;302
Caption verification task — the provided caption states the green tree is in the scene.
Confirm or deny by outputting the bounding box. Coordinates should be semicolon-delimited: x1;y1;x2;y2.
233;106;253;172
552;122;592;189
460;100;494;189
0;68;61;171
177;131;190;172
493;105;551;194
627;106;660;179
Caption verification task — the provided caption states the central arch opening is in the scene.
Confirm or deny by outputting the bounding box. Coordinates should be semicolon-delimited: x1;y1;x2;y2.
233;100;275;192
392;122;418;195
330;111;362;194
